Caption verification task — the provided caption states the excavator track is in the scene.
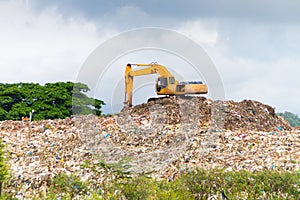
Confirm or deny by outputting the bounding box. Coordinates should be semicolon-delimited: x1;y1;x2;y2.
148;96;171;102
147;95;204;105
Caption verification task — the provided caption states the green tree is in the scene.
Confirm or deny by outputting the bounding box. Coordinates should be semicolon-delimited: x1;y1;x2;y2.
278;111;300;127
0;82;105;120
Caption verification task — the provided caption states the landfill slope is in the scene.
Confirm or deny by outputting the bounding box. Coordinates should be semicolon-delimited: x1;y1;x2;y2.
0;97;298;198
125;96;291;131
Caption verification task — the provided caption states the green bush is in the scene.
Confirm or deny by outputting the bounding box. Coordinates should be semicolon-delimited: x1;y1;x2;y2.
180;168;300;199
46;173;88;200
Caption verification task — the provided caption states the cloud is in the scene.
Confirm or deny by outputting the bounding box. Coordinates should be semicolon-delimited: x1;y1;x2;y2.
175;16;299;116
205;42;300;115
33;0;300;23
176;19;218;46
0;0;110;84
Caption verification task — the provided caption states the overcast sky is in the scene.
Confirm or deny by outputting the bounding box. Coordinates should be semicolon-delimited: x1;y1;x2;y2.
0;0;299;115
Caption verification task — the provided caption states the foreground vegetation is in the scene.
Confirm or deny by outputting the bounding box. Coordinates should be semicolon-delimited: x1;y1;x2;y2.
32;168;300;200
3;160;298;200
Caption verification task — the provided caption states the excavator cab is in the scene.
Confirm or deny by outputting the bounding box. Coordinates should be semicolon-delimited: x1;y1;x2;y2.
156;77;176;92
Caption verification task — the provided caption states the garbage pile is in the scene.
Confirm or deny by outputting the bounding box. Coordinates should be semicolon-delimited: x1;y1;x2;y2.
124;96;291;131
0;97;298;198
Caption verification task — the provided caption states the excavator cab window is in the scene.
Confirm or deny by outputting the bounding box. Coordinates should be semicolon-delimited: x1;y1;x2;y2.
157;77;168;92
169;77;175;84
158;77;168;87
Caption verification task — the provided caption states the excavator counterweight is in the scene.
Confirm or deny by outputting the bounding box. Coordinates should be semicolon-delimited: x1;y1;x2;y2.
124;63;208;107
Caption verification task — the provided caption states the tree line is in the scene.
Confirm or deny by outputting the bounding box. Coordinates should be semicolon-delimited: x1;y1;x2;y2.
278;111;300;127
0;82;104;121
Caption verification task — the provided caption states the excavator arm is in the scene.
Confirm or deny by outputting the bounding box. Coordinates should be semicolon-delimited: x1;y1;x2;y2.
124;64;134;107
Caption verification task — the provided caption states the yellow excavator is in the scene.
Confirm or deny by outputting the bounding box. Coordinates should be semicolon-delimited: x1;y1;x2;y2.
124;63;208;107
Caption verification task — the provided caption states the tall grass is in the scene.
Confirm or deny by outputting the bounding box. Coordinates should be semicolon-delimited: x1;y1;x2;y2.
39;168;299;199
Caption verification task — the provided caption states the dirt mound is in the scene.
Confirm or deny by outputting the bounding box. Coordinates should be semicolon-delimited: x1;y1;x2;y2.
123;96;291;131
